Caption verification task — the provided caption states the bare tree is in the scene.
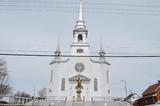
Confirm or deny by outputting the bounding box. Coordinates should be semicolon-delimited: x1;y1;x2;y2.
0;59;12;98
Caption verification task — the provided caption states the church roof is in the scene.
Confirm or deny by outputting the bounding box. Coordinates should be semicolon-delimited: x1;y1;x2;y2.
142;80;160;96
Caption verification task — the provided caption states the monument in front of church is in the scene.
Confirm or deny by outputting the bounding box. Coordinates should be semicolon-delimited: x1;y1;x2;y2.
47;0;111;102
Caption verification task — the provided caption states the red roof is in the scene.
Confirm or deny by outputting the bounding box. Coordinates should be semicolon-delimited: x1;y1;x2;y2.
143;81;160;96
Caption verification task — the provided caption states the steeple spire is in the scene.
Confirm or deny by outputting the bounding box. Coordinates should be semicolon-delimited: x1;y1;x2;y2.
55;38;61;57
100;38;104;52
99;38;106;57
74;0;86;29
79;0;83;21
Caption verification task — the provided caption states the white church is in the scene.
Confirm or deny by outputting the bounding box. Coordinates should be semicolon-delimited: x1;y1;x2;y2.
28;0;132;106
47;0;111;101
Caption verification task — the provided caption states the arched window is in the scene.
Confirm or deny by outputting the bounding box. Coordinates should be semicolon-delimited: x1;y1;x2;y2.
50;70;53;83
78;34;83;42
94;78;98;91
106;70;109;84
61;78;65;91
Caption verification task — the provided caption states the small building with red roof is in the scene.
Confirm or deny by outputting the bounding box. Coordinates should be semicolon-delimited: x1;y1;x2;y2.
136;80;160;106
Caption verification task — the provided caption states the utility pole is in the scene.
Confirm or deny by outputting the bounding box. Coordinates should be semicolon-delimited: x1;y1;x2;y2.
121;80;128;98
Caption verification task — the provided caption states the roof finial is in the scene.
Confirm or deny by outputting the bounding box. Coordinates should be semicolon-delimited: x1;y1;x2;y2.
79;0;83;21
55;37;61;56
99;37;106;57
57;37;60;51
100;38;103;51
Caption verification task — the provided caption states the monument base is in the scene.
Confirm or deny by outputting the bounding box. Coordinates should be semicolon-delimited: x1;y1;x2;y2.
76;88;82;102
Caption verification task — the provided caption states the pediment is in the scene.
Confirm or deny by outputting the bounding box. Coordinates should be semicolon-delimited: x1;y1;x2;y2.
69;74;90;82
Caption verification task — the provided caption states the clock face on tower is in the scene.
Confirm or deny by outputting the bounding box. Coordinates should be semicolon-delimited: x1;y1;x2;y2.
75;63;85;73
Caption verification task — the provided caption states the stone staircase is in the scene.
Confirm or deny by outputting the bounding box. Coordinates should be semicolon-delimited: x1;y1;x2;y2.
27;99;132;106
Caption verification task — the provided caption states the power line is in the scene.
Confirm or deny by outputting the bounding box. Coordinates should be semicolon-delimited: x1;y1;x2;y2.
1;53;160;58
0;0;160;8
0;6;159;16
0;0;160;16
0;5;160;13
0;49;52;53
0;8;159;16
0;1;160;9
1;49;160;54
0;3;160;10
1;49;160;55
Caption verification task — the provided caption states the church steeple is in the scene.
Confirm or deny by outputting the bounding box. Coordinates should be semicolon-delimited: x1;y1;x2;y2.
79;0;83;21
71;0;89;55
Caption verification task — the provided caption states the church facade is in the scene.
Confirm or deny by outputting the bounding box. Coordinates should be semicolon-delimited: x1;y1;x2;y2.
47;0;111;101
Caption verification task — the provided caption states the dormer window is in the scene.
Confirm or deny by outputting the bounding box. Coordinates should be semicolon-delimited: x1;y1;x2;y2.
78;34;83;42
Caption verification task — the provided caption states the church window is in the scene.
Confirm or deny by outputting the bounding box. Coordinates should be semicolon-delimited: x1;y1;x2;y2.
108;90;111;94
94;78;98;91
106;70;109;84
49;89;52;93
61;78;65;91
78;34;83;42
77;49;83;53
50;70;53;83
75;63;85;72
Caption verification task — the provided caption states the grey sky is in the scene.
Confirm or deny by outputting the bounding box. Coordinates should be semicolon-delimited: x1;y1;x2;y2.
0;0;160;97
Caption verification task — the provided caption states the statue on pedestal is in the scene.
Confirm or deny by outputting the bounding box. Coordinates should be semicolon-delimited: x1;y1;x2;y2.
75;77;83;101
75;77;83;89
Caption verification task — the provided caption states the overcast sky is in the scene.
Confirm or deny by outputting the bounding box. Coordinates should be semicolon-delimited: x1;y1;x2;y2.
0;0;160;97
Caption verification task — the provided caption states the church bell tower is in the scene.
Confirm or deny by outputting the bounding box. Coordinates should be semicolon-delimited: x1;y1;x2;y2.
71;0;89;55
